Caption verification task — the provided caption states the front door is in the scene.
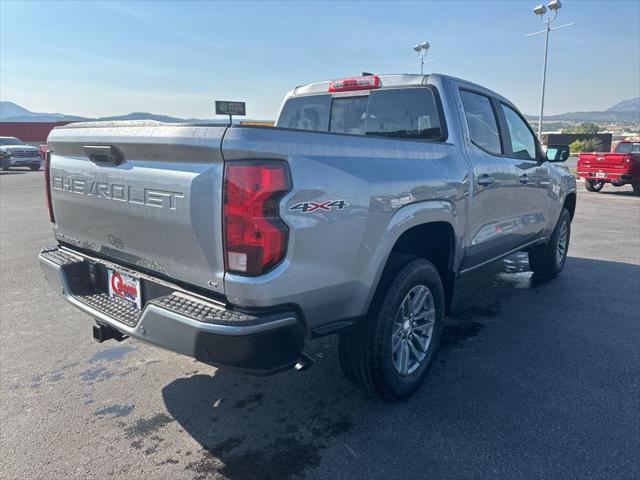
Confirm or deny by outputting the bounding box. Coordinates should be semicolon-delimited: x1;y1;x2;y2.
497;102;551;244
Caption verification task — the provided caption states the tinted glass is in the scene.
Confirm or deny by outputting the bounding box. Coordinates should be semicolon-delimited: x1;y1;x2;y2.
501;104;537;160
277;95;331;131
366;89;442;140
0;137;23;145
278;87;445;141
459;91;502;155
329;96;369;135
615;142;640;153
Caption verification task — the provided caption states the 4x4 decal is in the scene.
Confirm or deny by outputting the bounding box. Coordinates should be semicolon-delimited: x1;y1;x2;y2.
289;200;348;213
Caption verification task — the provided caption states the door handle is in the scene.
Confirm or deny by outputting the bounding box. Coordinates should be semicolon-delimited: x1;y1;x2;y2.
519;174;529;184
83;145;124;165
477;174;496;186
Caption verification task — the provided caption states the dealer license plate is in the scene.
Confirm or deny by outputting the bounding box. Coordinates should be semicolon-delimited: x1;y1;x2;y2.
107;269;142;310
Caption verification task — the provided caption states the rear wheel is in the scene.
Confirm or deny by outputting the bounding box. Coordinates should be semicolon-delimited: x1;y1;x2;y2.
338;254;444;401
632;183;640;196
584;179;604;192
529;208;571;279
29;165;41;171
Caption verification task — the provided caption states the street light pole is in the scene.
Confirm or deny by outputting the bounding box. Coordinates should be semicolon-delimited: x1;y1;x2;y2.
538;20;551;139
527;1;573;140
412;42;430;75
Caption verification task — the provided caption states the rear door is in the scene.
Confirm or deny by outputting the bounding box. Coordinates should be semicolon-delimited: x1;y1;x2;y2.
47;122;228;295
456;87;520;268
497;102;550;244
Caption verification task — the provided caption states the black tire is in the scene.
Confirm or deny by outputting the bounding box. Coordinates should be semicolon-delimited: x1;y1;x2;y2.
29;165;41;171
632;183;640;196
338;254;445;401
584;179;604;192
1;166;9;171
529;208;571;279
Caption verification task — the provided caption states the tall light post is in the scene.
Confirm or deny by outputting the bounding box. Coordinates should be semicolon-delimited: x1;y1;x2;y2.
412;42;430;75
527;0;573;139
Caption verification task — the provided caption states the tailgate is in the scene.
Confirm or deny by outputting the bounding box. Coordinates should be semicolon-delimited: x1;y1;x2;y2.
47;121;228;296
579;152;627;169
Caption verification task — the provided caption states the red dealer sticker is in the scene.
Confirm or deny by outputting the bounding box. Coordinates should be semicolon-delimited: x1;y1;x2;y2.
108;269;142;310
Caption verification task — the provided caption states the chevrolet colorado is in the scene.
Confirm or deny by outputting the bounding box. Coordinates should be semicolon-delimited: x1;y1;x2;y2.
577;141;640;194
39;73;576;399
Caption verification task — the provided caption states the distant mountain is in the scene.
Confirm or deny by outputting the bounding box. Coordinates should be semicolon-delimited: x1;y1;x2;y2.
524;96;640;124
0;101;33;119
527;110;639;123
606;97;640;112
0;101;234;123
0;101;90;122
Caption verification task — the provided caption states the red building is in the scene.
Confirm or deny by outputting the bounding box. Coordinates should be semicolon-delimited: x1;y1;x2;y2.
0;121;75;144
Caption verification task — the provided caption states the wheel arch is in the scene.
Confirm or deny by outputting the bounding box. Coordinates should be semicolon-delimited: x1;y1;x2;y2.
364;201;462;317
563;192;577;219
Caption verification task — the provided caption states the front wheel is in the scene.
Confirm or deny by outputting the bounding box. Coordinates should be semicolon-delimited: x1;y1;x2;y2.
29;165;41;171
632;183;640;196
529;208;571;279
339;255;444;401
584;179;605;192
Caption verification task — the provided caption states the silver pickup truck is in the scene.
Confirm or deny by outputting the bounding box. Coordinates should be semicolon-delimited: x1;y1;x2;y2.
39;73;576;400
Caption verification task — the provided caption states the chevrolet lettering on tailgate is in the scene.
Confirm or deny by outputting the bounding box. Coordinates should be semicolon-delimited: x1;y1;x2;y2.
51;175;184;210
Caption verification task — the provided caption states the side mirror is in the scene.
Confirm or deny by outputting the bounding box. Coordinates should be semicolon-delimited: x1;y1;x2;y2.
545;144;570;162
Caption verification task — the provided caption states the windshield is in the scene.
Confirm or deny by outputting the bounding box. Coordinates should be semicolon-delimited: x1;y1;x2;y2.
0;137;24;146
614;142;640;153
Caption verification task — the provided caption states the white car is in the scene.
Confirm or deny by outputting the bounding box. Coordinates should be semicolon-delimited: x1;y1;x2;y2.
0;136;42;171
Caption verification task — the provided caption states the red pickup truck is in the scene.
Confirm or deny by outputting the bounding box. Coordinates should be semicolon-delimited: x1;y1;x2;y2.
577;141;640;194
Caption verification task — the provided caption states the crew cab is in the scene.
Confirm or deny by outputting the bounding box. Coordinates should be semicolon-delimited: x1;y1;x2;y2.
0;136;42;171
39;73;576;400
577;141;640;194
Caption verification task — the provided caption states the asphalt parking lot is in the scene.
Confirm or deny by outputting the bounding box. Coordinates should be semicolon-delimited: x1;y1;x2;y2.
1;169;639;480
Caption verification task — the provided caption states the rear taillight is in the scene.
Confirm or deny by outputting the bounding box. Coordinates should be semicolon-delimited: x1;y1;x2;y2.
223;161;291;276
44;149;54;223
329;75;380;92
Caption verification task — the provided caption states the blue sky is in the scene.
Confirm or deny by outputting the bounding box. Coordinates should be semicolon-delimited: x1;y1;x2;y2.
1;1;638;120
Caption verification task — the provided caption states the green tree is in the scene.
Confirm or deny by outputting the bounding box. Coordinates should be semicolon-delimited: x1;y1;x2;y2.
566;123;601;134
569;138;603;153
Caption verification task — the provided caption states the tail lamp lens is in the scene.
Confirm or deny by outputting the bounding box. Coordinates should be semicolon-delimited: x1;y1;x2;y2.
44;149;54;223
223;161;291;276
328;75;380;92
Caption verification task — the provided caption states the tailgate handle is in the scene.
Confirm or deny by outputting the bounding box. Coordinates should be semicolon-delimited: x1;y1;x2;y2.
83;145;124;166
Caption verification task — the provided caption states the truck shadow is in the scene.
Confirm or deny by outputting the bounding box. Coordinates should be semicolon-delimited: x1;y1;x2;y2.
160;254;639;480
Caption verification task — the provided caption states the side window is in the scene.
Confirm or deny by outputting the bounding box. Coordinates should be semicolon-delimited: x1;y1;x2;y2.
459;90;502;155
276;95;331;131
501;104;537;160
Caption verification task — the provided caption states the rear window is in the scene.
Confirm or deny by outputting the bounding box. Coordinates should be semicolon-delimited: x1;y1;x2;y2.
276;87;445;141
614;142;640;153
